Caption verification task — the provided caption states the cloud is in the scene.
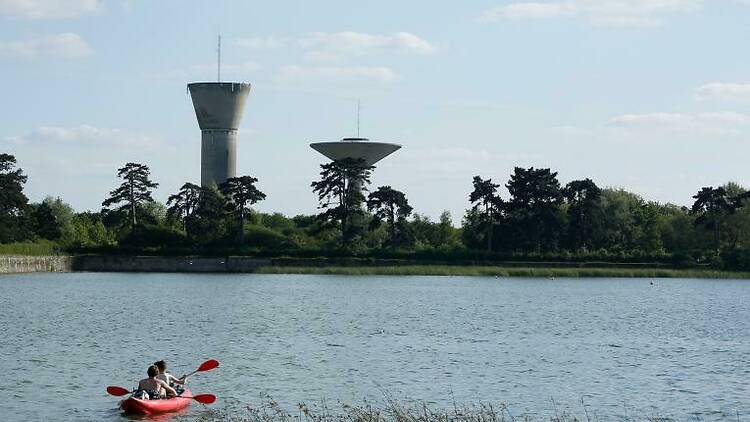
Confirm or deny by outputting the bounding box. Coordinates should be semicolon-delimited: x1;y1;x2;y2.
481;0;702;27
277;65;398;83
0;33;92;60
608;111;750;134
694;82;750;101
234;36;285;51
0;0;99;19
299;31;437;61
6;124;159;149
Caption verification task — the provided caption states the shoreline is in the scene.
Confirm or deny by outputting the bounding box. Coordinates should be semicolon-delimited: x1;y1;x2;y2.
2;255;749;278
255;265;750;279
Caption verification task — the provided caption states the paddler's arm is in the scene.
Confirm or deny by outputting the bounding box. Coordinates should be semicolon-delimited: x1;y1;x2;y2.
158;379;177;397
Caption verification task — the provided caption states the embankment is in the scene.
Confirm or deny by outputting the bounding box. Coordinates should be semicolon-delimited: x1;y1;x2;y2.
2;255;748;278
0;255;74;274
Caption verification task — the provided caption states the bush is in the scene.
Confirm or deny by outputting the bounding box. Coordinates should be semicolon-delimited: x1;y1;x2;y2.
120;225;187;249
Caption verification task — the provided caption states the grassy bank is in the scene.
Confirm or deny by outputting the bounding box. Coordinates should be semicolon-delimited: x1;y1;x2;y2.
256;265;750;279
0;240;59;256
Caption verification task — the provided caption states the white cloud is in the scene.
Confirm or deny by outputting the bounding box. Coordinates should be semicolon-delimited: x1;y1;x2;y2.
277;65;398;83
299;31;437;61
608;111;750;134
0;0;99;19
695;82;750;101
481;0;702;27
0;33;92;60
6;124;159;149
234;36;285;51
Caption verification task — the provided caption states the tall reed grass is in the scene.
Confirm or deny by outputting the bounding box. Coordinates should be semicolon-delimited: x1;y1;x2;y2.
186;395;692;422
0;240;58;256
256;265;750;279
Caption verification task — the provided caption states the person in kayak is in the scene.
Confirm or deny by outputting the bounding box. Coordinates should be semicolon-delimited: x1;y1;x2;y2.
154;360;185;394
136;365;177;400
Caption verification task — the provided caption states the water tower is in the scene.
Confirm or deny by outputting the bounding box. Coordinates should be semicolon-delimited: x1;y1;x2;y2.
188;82;251;187
310;137;402;192
187;36;252;187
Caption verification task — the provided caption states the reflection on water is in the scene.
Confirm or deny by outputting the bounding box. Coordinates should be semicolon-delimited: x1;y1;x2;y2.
0;273;748;421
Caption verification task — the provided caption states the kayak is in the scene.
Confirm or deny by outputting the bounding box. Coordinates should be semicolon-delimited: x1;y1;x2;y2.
120;388;192;415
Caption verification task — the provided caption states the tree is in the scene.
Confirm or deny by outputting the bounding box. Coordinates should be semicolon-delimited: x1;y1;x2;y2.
691;186;742;254
505;167;564;252
367;186;413;249
31;201;61;240
190;185;230;245
101;162;159;229
0;153;30;243
220;176;267;246
563;178;601;251
469;176;502;252
311;158;374;248
166;183;202;235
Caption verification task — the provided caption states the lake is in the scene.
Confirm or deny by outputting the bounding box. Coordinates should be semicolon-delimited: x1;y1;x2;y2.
0;273;748;421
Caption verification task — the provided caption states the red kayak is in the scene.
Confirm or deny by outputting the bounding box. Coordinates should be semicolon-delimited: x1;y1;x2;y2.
120;389;193;415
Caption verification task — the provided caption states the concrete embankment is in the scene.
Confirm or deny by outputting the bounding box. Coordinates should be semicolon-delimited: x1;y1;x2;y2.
0;256;74;274
0;256;271;274
75;255;270;273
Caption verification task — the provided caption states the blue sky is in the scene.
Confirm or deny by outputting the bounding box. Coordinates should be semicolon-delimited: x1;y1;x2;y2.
2;0;750;222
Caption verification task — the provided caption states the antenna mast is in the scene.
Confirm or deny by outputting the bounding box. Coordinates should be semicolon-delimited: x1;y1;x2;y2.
217;34;222;83
357;99;361;137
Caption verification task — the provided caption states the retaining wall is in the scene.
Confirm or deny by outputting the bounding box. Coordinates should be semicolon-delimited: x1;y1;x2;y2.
0;256;74;274
74;256;271;273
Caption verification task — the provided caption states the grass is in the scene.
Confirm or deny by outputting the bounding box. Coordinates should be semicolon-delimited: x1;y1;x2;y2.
256;265;750;279
185;394;700;422
0;240;59;256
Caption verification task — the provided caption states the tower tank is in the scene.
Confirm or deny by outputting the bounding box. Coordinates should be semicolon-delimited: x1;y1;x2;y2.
188;82;251;187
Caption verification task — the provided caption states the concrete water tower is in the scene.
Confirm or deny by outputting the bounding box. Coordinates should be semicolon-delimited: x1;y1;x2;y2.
310;137;401;167
188;82;251;187
310;137;402;192
188;36;252;187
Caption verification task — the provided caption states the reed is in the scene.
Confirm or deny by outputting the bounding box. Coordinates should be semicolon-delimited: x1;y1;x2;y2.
188;395;678;422
0;240;58;256
256;265;750;279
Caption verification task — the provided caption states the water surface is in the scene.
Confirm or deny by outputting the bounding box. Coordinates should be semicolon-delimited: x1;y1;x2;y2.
0;273;748;421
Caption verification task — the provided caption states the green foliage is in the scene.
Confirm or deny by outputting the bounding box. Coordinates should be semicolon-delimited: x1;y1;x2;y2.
469;176;501;252
120;224;187;249
504;167;565;252
167;182;201;235
311;158;374;248
0;153;31;243
0;239;58;256
102;162;159;229
220;175;266;246
367;185;413;249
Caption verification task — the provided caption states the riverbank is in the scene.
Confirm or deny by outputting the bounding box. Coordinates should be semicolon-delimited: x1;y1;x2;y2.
2;255;750;278
257;264;750;279
0;255;74;273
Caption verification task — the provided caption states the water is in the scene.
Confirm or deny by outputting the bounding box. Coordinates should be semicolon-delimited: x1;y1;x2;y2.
0;273;748;421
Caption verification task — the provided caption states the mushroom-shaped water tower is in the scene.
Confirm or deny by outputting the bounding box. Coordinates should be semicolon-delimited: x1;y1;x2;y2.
310;137;402;191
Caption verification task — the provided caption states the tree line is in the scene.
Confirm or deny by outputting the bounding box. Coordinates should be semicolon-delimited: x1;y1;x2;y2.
2;152;750;269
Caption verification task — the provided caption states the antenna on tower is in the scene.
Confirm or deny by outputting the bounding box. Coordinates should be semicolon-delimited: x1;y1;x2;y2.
356;99;361;137
217;34;222;83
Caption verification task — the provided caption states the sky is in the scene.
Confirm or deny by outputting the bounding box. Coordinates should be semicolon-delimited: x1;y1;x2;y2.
2;0;750;223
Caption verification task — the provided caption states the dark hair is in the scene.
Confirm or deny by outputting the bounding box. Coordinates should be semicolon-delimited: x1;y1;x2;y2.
147;365;158;377
154;360;166;371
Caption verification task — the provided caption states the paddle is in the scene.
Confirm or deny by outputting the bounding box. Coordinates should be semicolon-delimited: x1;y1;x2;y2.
105;386;216;404
181;359;219;380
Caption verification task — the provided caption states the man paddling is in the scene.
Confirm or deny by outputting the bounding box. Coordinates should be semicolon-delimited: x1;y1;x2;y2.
136;365;177;399
154;360;185;394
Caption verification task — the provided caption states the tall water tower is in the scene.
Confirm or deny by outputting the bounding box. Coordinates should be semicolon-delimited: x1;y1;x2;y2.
188;82;251;187
188;36;252;187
